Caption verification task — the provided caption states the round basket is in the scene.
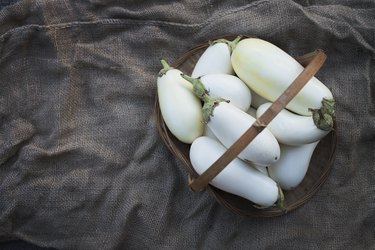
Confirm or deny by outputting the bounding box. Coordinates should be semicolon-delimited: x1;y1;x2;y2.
155;35;337;217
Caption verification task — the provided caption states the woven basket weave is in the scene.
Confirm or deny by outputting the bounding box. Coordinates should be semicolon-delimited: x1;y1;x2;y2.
155;35;337;217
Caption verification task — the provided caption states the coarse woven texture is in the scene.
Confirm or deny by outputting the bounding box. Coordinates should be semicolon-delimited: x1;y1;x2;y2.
0;0;374;249
0;1;18;10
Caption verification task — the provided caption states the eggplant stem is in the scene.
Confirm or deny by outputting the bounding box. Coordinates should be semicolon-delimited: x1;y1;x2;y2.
211;35;243;54
309;98;335;131
181;74;227;123
276;185;287;213
159;59;171;76
227;35;242;53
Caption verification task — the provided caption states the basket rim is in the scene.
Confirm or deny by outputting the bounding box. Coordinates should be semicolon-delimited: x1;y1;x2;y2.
154;34;337;217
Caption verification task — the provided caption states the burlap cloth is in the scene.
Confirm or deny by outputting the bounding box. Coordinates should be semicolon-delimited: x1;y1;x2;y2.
0;1;374;249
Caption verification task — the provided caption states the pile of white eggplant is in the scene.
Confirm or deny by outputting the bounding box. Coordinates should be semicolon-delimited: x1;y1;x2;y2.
157;36;335;209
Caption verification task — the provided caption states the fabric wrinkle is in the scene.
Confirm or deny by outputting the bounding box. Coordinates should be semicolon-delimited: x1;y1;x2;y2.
0;0;374;249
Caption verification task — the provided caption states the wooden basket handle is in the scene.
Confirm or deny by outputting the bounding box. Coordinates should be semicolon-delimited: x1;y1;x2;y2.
189;49;327;192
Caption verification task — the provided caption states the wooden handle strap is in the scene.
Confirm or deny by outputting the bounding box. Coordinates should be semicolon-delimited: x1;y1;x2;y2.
189;49;327;192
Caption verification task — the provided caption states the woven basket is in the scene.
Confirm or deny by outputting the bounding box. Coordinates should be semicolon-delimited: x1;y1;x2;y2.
155;35;337;217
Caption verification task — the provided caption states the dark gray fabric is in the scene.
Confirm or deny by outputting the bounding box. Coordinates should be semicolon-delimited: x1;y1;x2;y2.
0;0;374;249
0;1;17;10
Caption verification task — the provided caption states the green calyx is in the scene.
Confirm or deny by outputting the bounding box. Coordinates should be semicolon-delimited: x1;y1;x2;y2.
210;35;242;54
158;59;171;77
201;97;229;124
309;98;335;131
276;185;286;213
252;186;285;211
181;74;208;100
181;74;228;123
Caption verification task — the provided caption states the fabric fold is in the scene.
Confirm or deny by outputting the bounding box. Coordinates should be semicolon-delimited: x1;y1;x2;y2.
0;1;374;249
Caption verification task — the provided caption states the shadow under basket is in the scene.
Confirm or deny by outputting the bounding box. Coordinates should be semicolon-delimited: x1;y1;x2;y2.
154;35;337;218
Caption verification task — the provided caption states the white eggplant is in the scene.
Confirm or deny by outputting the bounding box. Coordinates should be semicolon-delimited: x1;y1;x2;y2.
192;36;241;78
199;74;252;111
257;103;329;145
202;126;268;176
268;141;319;190
252;165;269;176
231;38;334;119
157;60;204;143
208;102;280;166
190;136;279;207
182;75;280;166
